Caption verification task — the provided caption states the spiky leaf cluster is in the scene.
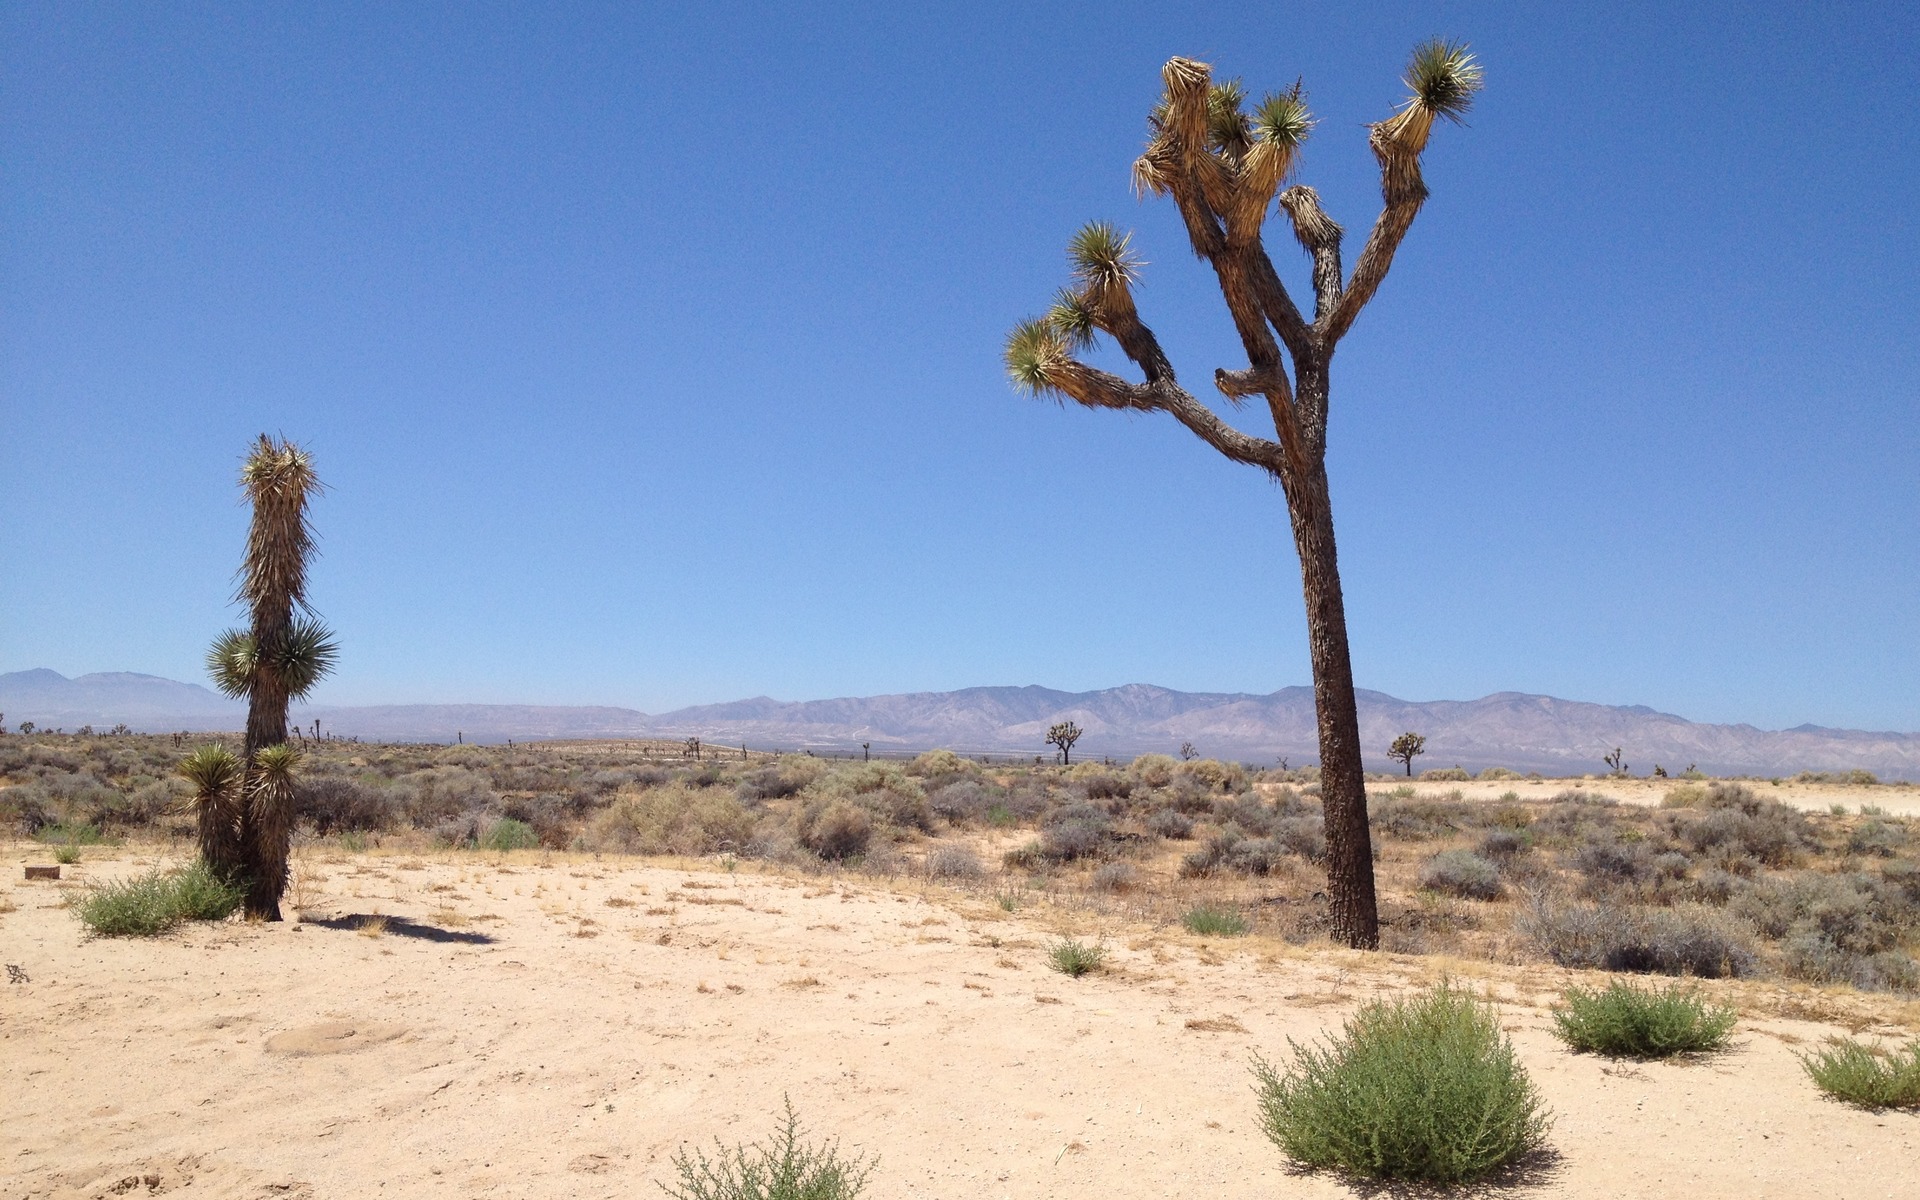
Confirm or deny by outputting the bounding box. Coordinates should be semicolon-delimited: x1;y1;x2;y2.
205;616;339;701
178;745;243;805
237;436;322;616
1375;39;1484;158
1003;318;1069;396
1133;63;1314;215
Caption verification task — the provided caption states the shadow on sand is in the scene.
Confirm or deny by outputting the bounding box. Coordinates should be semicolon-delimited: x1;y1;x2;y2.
304;912;495;945
1282;1148;1565;1198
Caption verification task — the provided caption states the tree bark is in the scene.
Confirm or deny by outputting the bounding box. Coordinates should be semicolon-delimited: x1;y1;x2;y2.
241;619;291;920
1286;459;1379;950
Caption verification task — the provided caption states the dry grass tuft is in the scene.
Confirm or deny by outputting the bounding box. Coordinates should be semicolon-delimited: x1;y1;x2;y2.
1186;1015;1249;1033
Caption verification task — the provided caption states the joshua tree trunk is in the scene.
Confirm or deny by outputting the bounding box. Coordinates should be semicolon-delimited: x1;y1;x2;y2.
1286;464;1378;945
1005;45;1482;949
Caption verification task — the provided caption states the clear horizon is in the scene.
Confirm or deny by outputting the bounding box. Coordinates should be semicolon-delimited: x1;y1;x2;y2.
4;3;1916;732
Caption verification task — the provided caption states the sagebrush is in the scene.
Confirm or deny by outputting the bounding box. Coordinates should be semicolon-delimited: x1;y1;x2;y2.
1551;980;1737;1058
661;1097;874;1200
1252;981;1551;1184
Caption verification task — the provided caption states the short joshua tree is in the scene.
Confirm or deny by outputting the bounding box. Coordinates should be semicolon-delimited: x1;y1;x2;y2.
1047;721;1084;766
1388;732;1427;776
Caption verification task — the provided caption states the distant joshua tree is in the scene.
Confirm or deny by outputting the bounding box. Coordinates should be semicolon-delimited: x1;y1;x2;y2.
1388;732;1427;776
18;721;34;735
206;436;338;919
1603;747;1628;776
1047;721;1083;766
1004;44;1482;949
1180;741;1199;762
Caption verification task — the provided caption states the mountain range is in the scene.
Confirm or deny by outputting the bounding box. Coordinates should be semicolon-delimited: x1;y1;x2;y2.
2;668;1916;780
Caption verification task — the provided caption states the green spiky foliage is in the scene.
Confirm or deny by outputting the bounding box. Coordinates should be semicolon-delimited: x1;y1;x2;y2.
199;435;337;919
1003;318;1069;396
1374;40;1484;163
1003;46;1483;952
179;744;245;882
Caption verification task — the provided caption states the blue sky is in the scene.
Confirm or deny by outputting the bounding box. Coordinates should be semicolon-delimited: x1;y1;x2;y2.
2;2;1915;731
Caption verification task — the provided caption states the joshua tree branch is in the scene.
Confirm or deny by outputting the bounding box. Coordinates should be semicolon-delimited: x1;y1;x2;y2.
1277;186;1345;322
1047;359;1283;475
1325;132;1428;343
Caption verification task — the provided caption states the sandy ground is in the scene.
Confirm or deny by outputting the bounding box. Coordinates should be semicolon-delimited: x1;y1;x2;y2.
3;845;1917;1200
1422;776;1920;817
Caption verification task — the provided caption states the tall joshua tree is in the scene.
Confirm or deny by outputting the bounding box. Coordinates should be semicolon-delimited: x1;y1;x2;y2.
1005;43;1482;949
206;435;337;919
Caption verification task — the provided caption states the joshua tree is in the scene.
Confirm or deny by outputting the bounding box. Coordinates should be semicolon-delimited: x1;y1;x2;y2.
1388;731;1428;776
1603;747;1628;776
1005;43;1482;948
206;436;337;919
1047;720;1083;765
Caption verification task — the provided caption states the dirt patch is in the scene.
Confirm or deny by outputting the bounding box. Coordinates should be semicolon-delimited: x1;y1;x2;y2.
264;1021;405;1056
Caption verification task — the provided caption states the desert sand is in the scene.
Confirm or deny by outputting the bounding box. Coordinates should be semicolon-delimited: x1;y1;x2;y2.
1413;775;1920;818
3;845;1916;1200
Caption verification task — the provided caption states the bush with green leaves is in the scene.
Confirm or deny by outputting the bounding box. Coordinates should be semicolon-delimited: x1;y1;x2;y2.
1183;905;1249;936
1848;819;1908;858
1253;981;1550;1184
75;863;244;937
1047;937;1106;976
1801;1038;1920;1109
1419;850;1502;900
1551;980;1737;1058
661;1097;875;1200
480;817;539;851
36;821;104;846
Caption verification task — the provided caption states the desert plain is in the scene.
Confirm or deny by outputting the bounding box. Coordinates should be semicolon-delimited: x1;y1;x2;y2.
4;813;1917;1200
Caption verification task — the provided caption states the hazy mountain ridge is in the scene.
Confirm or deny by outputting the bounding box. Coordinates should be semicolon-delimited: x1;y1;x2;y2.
2;669;1914;779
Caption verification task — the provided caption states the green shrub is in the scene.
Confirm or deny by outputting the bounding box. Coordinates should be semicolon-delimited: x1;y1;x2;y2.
1848;819;1908;858
662;1096;875;1200
1047;937;1105;976
1253;982;1551;1184
1801;1038;1920;1109
36;821;104;845
1551;980;1737;1058
479;817;539;851
53;843;82;865
74;863;243;937
167;861;248;921
1183;905;1249;936
1420;850;1502;900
